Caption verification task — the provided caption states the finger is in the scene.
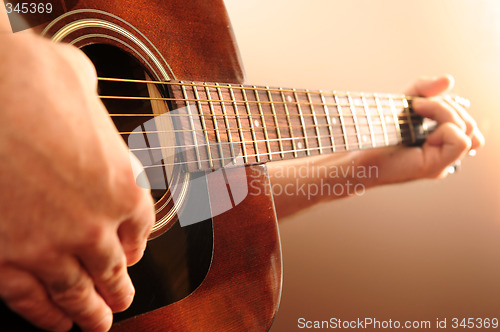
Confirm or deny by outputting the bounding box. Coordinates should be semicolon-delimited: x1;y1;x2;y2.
118;190;155;266
422;123;471;178
405;75;454;97
130;151;152;190
76;230;135;313
443;97;485;150
30;254;113;332
412;97;467;131
443;96;476;136
53;42;98;92
0;265;73;332
470;127;486;151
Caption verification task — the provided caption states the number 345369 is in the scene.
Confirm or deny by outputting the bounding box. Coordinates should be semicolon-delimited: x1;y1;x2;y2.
5;2;53;14
451;318;499;329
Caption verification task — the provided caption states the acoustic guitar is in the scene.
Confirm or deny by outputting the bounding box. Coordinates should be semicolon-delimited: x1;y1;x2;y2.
1;1;454;331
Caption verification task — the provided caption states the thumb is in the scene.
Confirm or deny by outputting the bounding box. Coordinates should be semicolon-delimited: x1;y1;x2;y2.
129;152;151;190
405;75;455;97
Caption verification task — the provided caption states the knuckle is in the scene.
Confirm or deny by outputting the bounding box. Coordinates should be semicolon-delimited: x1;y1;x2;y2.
461;136;472;151
120;176;150;216
48;272;90;304
0;267;38;301
97;259;127;288
436;99;454;116
10;297;42;318
75;222;108;250
76;307;112;332
464;122;474;136
2;279;73;331
125;248;146;267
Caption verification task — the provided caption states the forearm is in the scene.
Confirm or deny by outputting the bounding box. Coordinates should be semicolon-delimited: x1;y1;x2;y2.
268;151;383;219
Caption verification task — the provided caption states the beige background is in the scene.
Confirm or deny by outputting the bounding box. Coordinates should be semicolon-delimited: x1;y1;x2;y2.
224;0;500;330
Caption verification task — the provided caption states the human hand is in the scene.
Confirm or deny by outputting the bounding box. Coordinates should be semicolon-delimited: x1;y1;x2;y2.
0;33;154;331
360;75;485;185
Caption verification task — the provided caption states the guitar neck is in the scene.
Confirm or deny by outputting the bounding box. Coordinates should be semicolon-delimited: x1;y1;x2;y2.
166;81;428;172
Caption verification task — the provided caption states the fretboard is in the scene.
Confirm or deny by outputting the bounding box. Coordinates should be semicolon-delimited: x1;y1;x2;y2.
165;81;428;172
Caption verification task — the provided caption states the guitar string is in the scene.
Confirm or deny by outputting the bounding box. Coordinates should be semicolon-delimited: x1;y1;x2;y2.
97;79;422;134
97;77;469;109
95;77;424;168
127;128;413;152
107;112;420;118
127;127;411;169
138;134;413;170
100;95;410;109
107;111;422;119
104;97;421;153
101;95;423;135
97;76;412;100
118;119;419;136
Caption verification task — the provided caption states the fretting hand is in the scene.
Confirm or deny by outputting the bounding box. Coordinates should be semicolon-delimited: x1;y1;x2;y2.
270;75;485;218
358;75;484;185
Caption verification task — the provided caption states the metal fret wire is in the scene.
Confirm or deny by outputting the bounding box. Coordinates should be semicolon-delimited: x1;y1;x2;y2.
346;92;363;149
267;87;285;158
241;87;260;163
216;82;236;161
320;92;336;153
374;93;390;146
204;83;225;165
228;84;248;164
306;90;323;154
280;87;298;157
254;85;273;160
129;129;412;154
191;83;214;168
293;88;311;156
180;84;202;169
138;131;413;170
361;93;377;147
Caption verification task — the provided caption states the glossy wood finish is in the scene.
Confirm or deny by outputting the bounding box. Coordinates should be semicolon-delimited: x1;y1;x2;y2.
33;1;246;84
2;1;282;331
113;165;282;331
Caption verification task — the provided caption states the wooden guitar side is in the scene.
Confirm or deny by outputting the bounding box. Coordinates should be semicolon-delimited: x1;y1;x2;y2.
114;166;282;331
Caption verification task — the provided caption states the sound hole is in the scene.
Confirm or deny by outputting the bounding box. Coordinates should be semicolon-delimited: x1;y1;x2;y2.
82;44;213;323
82;44;170;203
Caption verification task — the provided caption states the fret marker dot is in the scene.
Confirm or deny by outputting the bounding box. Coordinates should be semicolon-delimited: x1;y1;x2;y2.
385;115;392;123
331;117;337;125
297;141;304;149
254;120;260;127
286;96;293;103
362;135;368;143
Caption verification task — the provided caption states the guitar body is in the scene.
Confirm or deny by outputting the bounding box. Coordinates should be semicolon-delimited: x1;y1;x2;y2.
1;1;282;331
